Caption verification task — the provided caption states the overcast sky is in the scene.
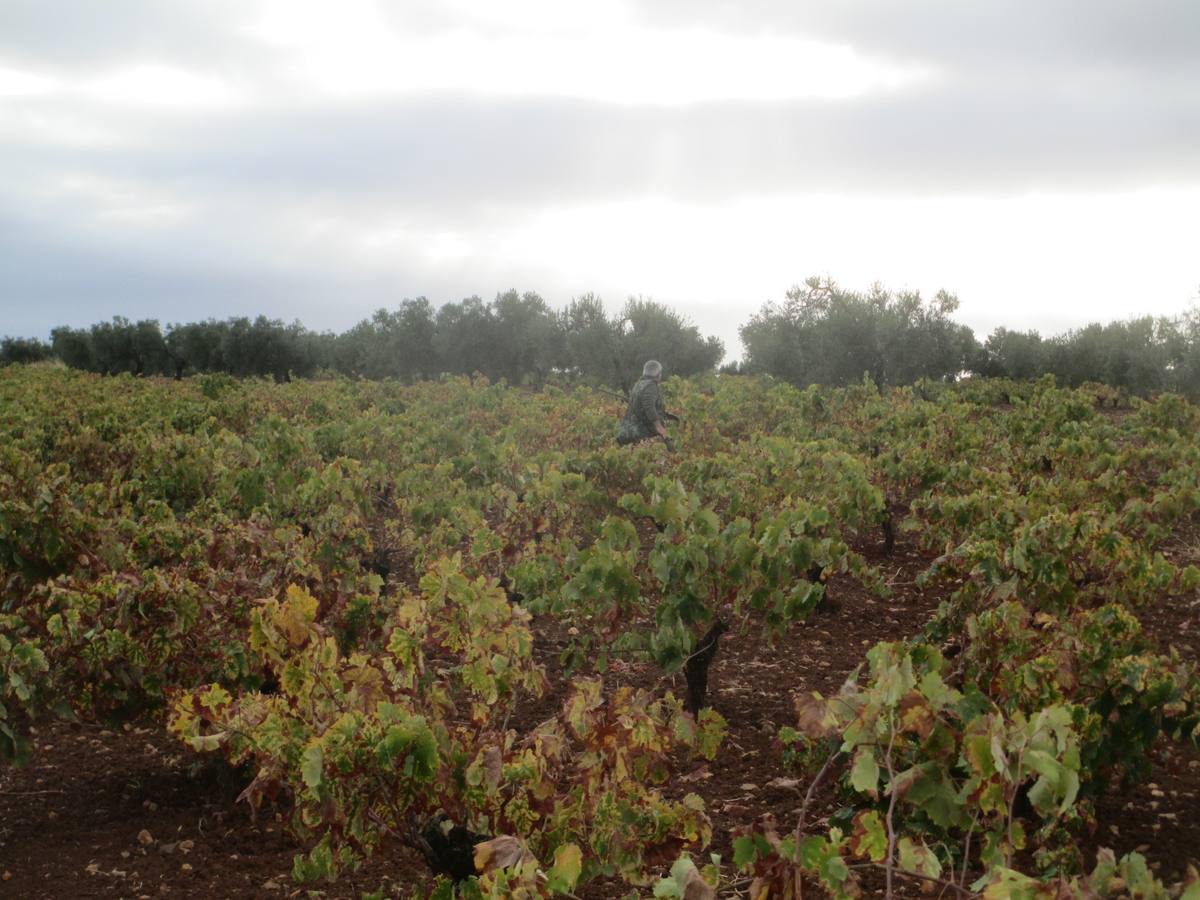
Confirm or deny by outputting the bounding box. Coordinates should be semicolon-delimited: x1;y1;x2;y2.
2;0;1198;359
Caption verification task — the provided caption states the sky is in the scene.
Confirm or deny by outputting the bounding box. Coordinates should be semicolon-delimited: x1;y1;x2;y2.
1;0;1198;360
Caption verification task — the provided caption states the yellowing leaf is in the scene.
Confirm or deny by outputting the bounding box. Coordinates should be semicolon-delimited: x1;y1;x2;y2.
546;843;583;892
849;746;879;799
897;837;942;880
278;585;319;645
197;684;231;713
794;692;835;739
848;810;887;862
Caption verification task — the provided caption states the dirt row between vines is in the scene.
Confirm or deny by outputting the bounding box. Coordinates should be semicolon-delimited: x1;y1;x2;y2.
3;532;1198;899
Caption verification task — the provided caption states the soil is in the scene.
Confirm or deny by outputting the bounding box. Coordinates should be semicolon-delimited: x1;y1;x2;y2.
3;530;1199;899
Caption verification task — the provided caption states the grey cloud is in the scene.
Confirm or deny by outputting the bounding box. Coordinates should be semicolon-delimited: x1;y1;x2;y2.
2;0;1198;344
0;205;422;336
3;0;1196;215
636;0;1200;72
0;0;250;70
11;78;1195;227
0;175;573;341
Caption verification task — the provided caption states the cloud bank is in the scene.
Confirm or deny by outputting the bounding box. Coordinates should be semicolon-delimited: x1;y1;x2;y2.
1;0;1197;356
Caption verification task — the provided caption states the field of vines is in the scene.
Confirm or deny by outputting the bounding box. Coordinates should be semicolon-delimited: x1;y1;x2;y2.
2;364;1200;899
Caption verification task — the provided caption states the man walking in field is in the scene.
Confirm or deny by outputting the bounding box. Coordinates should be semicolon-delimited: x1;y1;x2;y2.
616;360;677;448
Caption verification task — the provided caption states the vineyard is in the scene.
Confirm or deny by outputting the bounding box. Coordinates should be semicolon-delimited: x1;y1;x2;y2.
2;365;1200;899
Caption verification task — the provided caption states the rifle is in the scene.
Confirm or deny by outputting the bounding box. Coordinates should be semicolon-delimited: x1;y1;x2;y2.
595;386;628;404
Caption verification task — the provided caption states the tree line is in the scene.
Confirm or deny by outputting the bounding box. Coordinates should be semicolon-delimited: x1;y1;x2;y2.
1;292;722;390
736;277;1200;397
4;280;1199;396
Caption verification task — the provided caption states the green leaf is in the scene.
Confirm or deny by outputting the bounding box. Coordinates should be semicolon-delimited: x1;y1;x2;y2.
655;856;707;899
732;835;758;869
1116;852;1160;898
904;771;965;828
376;717;439;779
979;868;1043;899
546;843;583;892
292;838;334;882
798;835;830;869
849;746;880;798
897;837;942;880
9;672;29;702
653;877;683;898
301;743;323;790
819;854;851;891
1088;847;1118;889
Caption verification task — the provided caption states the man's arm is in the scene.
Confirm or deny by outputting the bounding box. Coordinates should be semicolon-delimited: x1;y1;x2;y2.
652;386;680;424
639;383;672;446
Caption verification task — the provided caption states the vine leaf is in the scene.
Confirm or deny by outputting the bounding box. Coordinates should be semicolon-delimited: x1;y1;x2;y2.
473;835;533;875
545;843;583;892
897;836;942;880
849;746;879;799
848;811;887;863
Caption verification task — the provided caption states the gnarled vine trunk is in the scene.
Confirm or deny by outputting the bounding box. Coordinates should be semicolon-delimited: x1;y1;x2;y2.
684;619;729;715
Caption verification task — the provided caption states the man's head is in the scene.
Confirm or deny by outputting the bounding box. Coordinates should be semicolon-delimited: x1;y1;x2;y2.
642;359;663;381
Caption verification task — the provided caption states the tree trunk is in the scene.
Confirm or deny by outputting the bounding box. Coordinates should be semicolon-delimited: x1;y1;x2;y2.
414;814;490;882
684;619;728;715
882;510;895;556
